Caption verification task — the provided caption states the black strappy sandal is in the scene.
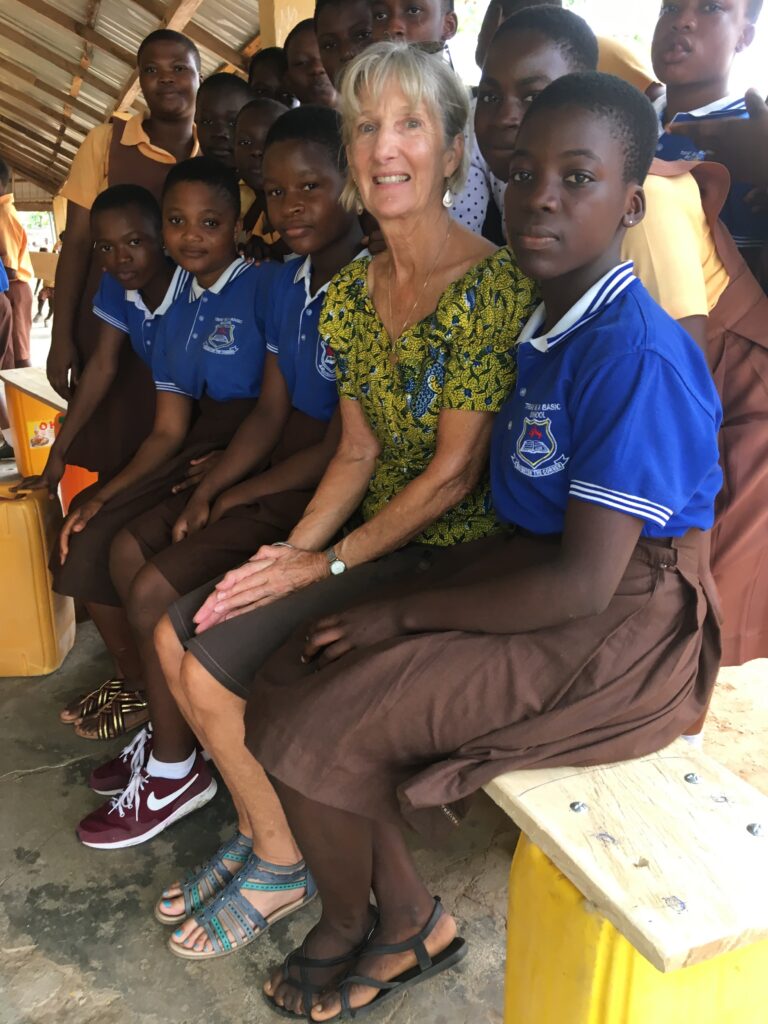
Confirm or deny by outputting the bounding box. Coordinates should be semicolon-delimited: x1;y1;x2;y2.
326;897;468;1021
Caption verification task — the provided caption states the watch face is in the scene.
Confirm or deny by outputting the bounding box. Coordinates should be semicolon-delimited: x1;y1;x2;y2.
330;559;346;575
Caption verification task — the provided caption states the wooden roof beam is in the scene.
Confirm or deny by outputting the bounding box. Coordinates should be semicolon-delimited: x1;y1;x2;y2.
0;114;79;158
0;151;59;194
114;0;208;113
0;136;67;182
0;57;106;122
0;96;86;147
0;26;121;99
0;81;94;131
10;0;135;66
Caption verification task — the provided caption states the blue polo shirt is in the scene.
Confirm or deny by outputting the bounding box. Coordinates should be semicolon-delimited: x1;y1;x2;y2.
264;255;364;423
152;257;272;401
92;263;190;366
491;262;722;538
654;93;768;249
0;263;8;292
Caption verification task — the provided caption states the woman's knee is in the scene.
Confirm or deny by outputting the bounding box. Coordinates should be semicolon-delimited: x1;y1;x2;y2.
180;652;244;719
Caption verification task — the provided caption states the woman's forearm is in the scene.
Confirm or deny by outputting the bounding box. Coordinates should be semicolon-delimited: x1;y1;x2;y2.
287;451;375;550
51;341;120;457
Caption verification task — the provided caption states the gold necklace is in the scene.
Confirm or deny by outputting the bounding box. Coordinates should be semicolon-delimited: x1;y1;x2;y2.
386;219;453;367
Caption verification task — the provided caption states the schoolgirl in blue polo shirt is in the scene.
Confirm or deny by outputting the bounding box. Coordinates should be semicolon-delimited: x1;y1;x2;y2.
226;80;725;1015
50;159;271;742
75;107;369;859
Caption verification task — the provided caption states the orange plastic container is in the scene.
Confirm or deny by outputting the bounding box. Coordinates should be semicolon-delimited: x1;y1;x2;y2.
5;384;59;478
54;413;99;514
0;478;75;676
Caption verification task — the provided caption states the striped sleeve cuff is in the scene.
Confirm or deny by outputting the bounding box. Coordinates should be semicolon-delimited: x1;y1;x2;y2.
266;342;279;354
93;306;129;333
569;480;673;528
155;381;194;398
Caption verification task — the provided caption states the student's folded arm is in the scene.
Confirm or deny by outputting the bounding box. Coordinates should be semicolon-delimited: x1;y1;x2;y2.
326;406;494;570
48;202;92;397
210;409;341;518
398;501;643;636
285;397;381;551
93;391;194;506
14;325;125;494
186;353;292;506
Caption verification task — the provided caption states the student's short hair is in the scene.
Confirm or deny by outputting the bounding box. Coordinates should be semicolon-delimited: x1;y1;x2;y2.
137;29;201;72
338;42;469;207
237;97;289;126
526;71;659;184
249;46;287;79
162;157;241;217
264;105;347;172
0;158;9;187
747;0;763;22
284;19;317;55
91;185;162;233
197;72;253;101
493;6;598;72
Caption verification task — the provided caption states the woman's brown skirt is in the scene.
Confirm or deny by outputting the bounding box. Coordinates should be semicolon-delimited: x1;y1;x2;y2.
51;396;257;606
243;529;721;837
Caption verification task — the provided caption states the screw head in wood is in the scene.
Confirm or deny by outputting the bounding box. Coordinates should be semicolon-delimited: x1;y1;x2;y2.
570;801;588;813
747;823;764;837
684;773;700;784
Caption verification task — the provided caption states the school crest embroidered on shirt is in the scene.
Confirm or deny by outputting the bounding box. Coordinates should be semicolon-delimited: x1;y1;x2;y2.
315;337;337;382
203;319;238;355
516;417;556;469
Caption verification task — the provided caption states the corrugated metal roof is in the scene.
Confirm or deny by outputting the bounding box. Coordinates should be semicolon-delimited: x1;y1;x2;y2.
0;0;261;197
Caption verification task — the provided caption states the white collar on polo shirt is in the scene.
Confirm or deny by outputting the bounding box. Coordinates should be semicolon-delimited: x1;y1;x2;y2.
189;256;248;301
292;248;370;306
518;261;637;354
653;90;746;130
126;264;190;318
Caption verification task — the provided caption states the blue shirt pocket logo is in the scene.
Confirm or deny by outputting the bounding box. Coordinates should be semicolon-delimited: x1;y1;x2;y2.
516;416;557;469
204;319;238;354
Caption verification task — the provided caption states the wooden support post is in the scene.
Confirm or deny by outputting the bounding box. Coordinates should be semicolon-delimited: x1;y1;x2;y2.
258;0;316;47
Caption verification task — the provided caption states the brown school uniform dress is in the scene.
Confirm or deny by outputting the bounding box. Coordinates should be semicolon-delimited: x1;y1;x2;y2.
60;116;197;477
0;291;13;370
653;159;768;665
0;192;34;366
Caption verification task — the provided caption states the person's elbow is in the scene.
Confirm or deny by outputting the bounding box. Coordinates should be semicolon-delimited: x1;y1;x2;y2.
430;456;485;509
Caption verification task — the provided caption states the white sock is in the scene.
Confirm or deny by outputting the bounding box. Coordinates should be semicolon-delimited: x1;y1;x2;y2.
682;733;704;749
146;750;196;780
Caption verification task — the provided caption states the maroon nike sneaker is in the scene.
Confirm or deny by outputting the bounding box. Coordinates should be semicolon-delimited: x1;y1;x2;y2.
77;754;217;850
88;725;153;796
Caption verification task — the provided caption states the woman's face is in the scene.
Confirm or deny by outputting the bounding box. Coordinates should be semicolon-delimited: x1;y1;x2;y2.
347;83;460;223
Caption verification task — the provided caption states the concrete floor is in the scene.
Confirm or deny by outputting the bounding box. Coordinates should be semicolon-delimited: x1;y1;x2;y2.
0;623;518;1024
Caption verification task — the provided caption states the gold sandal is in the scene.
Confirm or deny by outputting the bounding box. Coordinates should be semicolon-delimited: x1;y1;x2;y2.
74;690;150;741
59;678;124;724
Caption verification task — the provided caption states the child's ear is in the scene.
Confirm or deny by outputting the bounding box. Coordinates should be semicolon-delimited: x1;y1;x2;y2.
442;11;458;41
736;22;756;52
622;185;646;229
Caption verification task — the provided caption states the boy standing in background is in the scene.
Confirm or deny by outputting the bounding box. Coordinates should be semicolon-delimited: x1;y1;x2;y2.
0;158;34;371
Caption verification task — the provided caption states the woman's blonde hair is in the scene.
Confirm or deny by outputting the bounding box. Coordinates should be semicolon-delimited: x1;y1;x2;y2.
338;42;470;212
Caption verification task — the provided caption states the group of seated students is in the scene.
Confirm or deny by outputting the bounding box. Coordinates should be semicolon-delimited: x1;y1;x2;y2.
15;0;768;1016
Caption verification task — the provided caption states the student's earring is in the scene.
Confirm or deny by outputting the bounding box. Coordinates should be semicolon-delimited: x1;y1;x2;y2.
442;184;454;209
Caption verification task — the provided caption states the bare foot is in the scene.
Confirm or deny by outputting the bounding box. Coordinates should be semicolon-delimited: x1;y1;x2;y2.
311;906;459;1021
170;861;309;955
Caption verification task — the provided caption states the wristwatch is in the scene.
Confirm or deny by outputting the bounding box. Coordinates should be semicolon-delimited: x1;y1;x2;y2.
325;547;347;576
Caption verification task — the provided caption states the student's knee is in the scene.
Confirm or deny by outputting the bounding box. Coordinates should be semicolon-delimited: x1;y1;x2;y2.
126;562;176;638
109;527;146;601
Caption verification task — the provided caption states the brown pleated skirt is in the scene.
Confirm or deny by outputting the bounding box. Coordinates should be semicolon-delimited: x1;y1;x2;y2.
51;396;257;606
127;410;328;596
243;529;721;837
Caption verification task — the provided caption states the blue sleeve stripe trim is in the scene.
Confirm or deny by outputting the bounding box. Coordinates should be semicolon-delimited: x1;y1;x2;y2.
93;307;129;332
569;480;672;526
266;343;279;354
155;382;193;396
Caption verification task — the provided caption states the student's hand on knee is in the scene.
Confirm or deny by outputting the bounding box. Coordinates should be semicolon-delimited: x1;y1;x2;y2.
46;339;81;399
209;483;250;524
171;451;223;495
302;601;404;667
171;497;210;543
59;498;104;563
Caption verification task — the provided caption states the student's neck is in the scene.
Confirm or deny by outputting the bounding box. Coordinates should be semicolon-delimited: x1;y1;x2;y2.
310;221;365;293
664;79;730;122
539;245;623;333
143;113;196;161
195;252;238;289
139;260;174;310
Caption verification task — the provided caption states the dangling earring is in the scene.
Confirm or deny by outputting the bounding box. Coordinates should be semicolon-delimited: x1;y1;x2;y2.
355;195;364;216
442;185;454;209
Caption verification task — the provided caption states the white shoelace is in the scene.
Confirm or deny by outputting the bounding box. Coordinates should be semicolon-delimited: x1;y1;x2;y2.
109;767;148;820
118;723;153;774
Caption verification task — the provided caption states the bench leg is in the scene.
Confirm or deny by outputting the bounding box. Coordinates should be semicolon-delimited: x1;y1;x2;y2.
505;835;767;1024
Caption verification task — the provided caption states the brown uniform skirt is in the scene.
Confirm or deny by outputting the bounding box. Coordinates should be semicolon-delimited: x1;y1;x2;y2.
241;529;720;837
7;280;32;365
51;396;256;606
0;291;13;370
126;410;327;596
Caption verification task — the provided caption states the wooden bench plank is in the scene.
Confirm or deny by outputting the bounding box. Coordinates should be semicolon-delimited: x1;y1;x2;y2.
0;367;67;414
483;739;768;972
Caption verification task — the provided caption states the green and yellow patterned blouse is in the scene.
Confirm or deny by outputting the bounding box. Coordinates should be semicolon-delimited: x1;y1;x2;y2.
320;247;537;547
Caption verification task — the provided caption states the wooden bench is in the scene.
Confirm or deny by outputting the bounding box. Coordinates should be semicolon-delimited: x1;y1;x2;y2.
482;738;768;1023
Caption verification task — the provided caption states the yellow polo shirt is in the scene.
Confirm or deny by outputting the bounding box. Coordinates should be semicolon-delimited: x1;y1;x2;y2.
0;193;33;282
60;113;200;210
622;171;729;319
597;37;657;94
